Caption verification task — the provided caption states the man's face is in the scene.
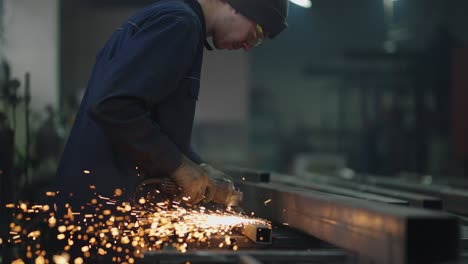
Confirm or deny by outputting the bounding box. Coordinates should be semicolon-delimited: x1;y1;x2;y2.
212;8;262;51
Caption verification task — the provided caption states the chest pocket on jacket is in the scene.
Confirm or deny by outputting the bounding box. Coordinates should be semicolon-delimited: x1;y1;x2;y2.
184;76;200;100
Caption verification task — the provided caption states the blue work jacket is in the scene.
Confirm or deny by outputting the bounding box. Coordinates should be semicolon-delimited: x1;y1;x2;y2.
56;0;209;201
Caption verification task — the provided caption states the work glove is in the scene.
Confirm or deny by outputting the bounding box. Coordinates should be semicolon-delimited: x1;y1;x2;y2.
200;164;243;207
169;156;216;205
199;163;232;181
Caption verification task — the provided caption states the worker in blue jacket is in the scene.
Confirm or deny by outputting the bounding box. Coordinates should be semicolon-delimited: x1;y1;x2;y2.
56;0;289;206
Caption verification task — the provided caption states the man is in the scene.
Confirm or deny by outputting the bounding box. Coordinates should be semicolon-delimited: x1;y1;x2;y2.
56;0;288;206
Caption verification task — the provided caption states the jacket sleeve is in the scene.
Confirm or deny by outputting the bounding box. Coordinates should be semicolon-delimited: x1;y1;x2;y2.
89;14;200;177
186;145;204;165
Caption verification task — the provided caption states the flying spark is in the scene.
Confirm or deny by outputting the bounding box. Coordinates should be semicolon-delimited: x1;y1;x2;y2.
3;188;269;262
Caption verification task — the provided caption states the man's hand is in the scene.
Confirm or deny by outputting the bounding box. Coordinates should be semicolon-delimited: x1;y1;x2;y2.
199;164;232;181
170;156;215;205
200;164;243;207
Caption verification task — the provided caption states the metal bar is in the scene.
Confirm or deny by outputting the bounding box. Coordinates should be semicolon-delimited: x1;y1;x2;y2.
352;173;468;216
236;180;460;264
223;166;270;183
241;223;272;244
239;255;262;264
301;173;442;209
272;174;409;205
142;249;348;263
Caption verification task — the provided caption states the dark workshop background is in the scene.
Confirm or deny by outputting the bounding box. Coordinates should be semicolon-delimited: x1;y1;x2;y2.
1;0;468;201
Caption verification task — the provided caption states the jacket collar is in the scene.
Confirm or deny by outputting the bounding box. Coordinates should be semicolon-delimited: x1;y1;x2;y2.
185;0;213;51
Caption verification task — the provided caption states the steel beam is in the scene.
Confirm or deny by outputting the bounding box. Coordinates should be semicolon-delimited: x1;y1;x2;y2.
301;173;442;209
351;173;468;216
239;255;262;264
237;180;460;264
142;249;348;263
272;174;409;206
241;223;272;244
225;167;408;205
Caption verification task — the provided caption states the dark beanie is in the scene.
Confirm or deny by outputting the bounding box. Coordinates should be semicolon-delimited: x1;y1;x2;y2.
225;0;289;38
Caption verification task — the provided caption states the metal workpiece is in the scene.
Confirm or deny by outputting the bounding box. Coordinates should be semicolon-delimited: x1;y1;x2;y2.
302;173;443;209
223;166;271;183
272;174;409;205
142;249;349;264
236;180;460;264
239;255;262;264
241;223;272;244
350;173;468;216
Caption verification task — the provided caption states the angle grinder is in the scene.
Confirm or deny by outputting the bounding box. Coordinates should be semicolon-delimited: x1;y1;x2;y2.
135;177;243;211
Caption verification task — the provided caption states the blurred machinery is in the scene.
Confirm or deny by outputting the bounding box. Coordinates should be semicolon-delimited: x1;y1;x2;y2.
0;60;65;262
0;59;18;262
0;58;65;197
0;59;19;204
